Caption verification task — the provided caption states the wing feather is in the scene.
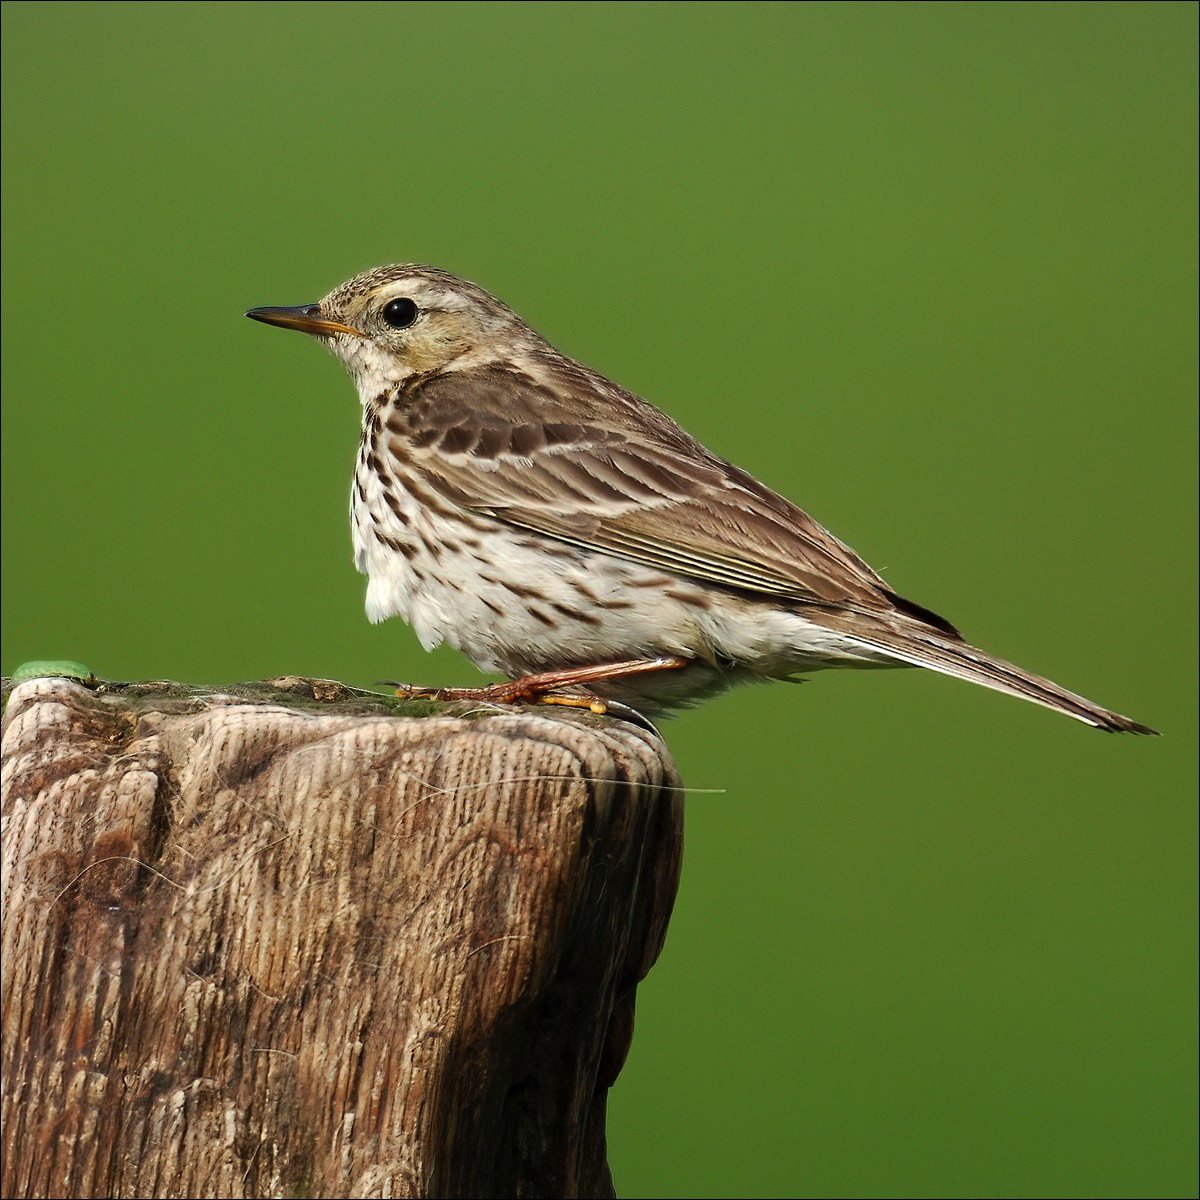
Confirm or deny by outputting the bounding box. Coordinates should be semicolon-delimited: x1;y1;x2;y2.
388;360;928;616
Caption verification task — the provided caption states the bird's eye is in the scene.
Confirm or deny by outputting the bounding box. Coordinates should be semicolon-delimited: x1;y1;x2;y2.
382;297;419;329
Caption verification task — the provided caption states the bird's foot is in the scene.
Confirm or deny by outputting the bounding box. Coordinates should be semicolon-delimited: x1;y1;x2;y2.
389;656;688;723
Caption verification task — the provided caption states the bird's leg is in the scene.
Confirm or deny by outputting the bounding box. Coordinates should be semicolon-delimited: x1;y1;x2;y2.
392;656;690;713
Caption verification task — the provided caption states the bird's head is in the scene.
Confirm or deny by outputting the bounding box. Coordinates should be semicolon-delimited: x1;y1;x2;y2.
247;264;531;400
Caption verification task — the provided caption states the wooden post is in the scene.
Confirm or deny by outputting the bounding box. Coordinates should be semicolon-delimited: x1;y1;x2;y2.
1;675;683;1199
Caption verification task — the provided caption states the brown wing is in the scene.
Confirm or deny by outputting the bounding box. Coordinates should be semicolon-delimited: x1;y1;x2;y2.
386;359;955;626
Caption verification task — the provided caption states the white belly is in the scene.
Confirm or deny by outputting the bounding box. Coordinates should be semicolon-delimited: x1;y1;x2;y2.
351;453;894;700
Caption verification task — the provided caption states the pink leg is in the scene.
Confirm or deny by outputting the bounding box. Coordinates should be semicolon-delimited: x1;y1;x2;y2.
393;656;690;711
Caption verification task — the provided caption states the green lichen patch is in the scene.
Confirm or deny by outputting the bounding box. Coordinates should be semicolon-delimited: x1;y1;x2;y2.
10;660;96;686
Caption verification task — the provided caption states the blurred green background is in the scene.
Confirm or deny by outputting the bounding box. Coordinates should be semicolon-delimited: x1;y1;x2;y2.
3;3;1195;1196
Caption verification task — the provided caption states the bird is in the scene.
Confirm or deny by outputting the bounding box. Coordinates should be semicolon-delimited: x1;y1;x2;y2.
246;265;1155;734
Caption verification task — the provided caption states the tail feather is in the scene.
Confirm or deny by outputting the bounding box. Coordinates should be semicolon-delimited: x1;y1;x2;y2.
841;622;1157;735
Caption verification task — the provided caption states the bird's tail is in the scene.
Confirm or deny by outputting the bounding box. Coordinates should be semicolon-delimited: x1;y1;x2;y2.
833;617;1157;734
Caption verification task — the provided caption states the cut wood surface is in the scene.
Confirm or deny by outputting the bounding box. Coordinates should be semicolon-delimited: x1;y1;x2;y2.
1;675;683;1199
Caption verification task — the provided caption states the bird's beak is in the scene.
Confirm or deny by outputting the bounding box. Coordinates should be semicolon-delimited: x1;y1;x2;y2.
245;304;366;338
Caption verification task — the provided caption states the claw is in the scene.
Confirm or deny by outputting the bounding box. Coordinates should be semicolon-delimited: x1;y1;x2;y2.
385;657;687;731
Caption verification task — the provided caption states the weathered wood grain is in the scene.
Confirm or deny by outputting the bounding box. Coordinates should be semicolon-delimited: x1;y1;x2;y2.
1;676;683;1199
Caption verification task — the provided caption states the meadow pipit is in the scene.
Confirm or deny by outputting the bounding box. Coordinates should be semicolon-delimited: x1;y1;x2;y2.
247;265;1154;734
